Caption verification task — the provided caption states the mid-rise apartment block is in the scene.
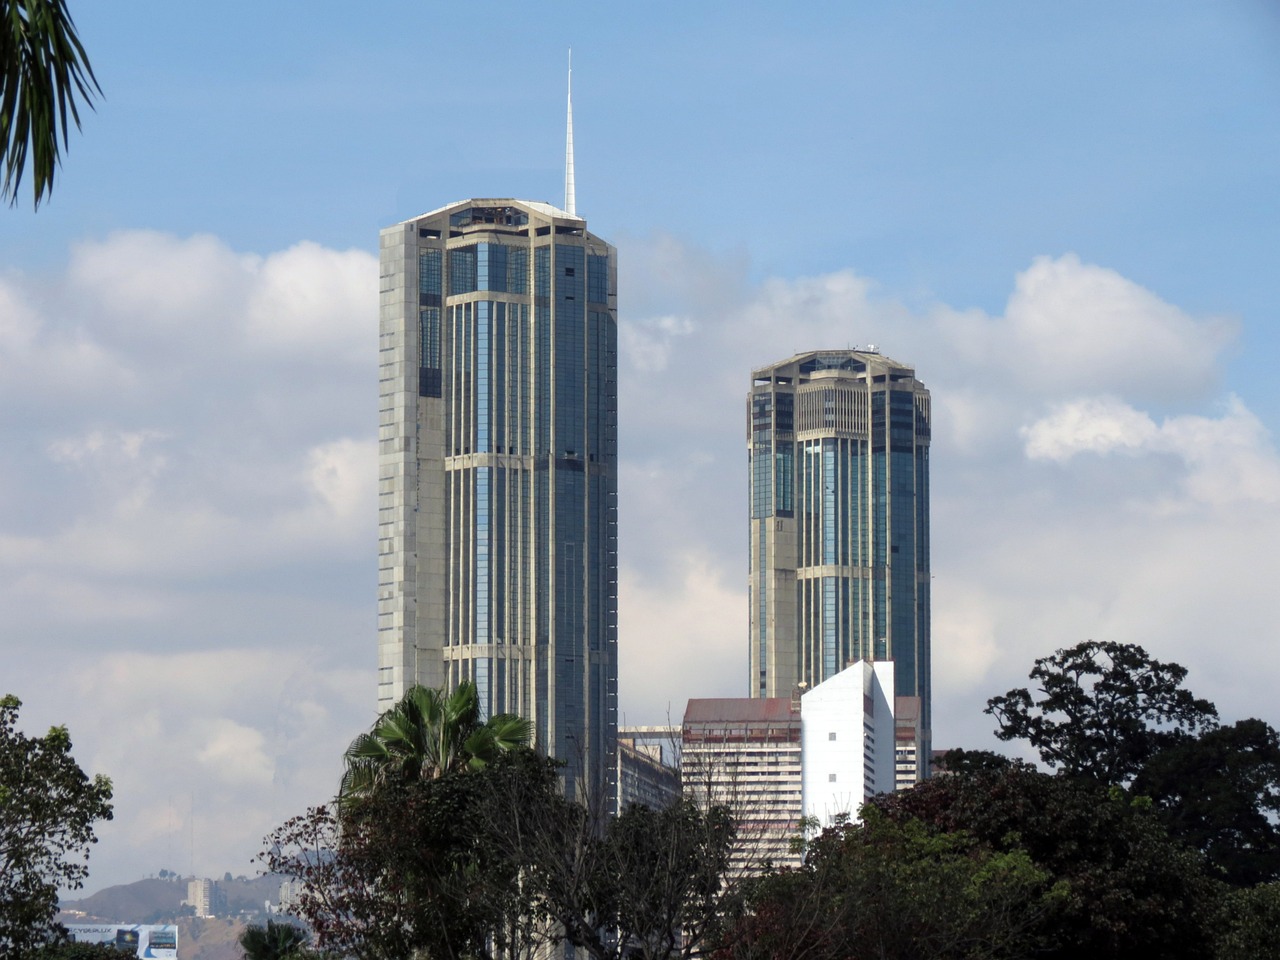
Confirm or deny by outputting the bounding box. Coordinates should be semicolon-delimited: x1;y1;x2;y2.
682;697;803;872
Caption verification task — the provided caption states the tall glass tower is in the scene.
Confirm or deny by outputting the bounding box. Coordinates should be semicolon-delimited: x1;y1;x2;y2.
378;199;618;799
747;350;931;773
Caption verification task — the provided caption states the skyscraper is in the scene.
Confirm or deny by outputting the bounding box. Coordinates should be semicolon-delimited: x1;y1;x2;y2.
747;350;931;775
377;197;618;799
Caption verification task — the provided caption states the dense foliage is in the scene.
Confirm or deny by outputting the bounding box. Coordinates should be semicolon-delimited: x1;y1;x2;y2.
238;918;314;960
871;765;1219;958
711;642;1280;960
264;653;1280;960
986;640;1280;884
715;808;1063;960
0;694;113;956
266;680;740;960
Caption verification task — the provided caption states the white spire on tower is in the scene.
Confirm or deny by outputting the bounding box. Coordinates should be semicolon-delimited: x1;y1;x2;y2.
564;48;576;217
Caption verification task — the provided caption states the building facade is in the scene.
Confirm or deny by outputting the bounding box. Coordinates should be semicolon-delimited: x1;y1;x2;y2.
748;350;931;776
681;697;804;874
378;198;619;799
800;659;896;826
616;726;681;814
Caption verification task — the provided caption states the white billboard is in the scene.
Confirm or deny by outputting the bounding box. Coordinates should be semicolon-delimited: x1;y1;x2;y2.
65;924;178;959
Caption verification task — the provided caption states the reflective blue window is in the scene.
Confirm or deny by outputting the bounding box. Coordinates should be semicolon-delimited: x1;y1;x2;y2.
476;466;491;645
476;302;490;453
588;254;608;302
477;243;508;293
450;246;477;294
418;249;442;304
534;246;551;298
508;246;528;295
418;306;441;397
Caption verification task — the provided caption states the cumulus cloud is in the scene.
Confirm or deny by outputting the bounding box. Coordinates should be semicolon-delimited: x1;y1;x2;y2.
244;242;378;359
1022;396;1159;460
999;253;1232;399
619;550;745;724
1023;395;1280;507
0;232;378;888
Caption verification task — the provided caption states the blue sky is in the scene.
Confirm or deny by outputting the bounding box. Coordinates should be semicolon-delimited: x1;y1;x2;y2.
1;1;1278;891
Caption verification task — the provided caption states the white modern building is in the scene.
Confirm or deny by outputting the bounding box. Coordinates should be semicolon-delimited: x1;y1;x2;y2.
800;659;896;829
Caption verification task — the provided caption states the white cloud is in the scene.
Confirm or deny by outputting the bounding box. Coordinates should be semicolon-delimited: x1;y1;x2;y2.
244;241;378;361
67;231;257;339
618;314;694;374
1023;395;1280;507
999;253;1231;400
307;438;378;528
26;648;371;885
1022;396;1159;460
619;551;745;724
197;720;274;787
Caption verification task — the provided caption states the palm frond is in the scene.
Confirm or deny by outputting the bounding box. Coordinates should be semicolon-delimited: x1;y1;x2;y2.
0;0;101;208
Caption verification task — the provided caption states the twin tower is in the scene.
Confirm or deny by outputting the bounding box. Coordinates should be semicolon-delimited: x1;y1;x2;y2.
377;198;931;799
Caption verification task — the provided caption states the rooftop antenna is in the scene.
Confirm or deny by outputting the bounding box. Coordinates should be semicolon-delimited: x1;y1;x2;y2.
564;48;576;217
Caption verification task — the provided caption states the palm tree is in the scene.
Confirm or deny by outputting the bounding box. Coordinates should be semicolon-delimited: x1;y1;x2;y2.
1;0;101;208
340;681;533;800
238;919;310;960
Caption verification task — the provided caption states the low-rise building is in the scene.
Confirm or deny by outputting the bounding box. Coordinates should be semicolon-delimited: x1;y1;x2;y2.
617;725;680;813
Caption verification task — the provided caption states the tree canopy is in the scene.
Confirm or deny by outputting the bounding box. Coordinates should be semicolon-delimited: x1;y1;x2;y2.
238;918;312;960
268;680;737;960
714;807;1063;960
985;640;1219;785
985;640;1280;885
1133;717;1280;885
0;0;100;208
0;694;113;956
339;681;532;801
870;763;1220;959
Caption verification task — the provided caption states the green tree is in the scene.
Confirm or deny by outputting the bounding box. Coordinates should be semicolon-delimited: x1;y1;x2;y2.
1133;717;1280;885
0;694;113;956
339;681;532;800
1;0;100;208
524;797;737;960
239;919;311;960
985;640;1218;785
266;748;564;960
1212;882;1280;960
871;763;1221;959
713;807;1062;960
931;748;1014;776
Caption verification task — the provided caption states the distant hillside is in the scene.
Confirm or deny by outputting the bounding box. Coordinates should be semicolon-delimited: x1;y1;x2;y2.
61;874;283;924
62;877;185;924
175;916;249;960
